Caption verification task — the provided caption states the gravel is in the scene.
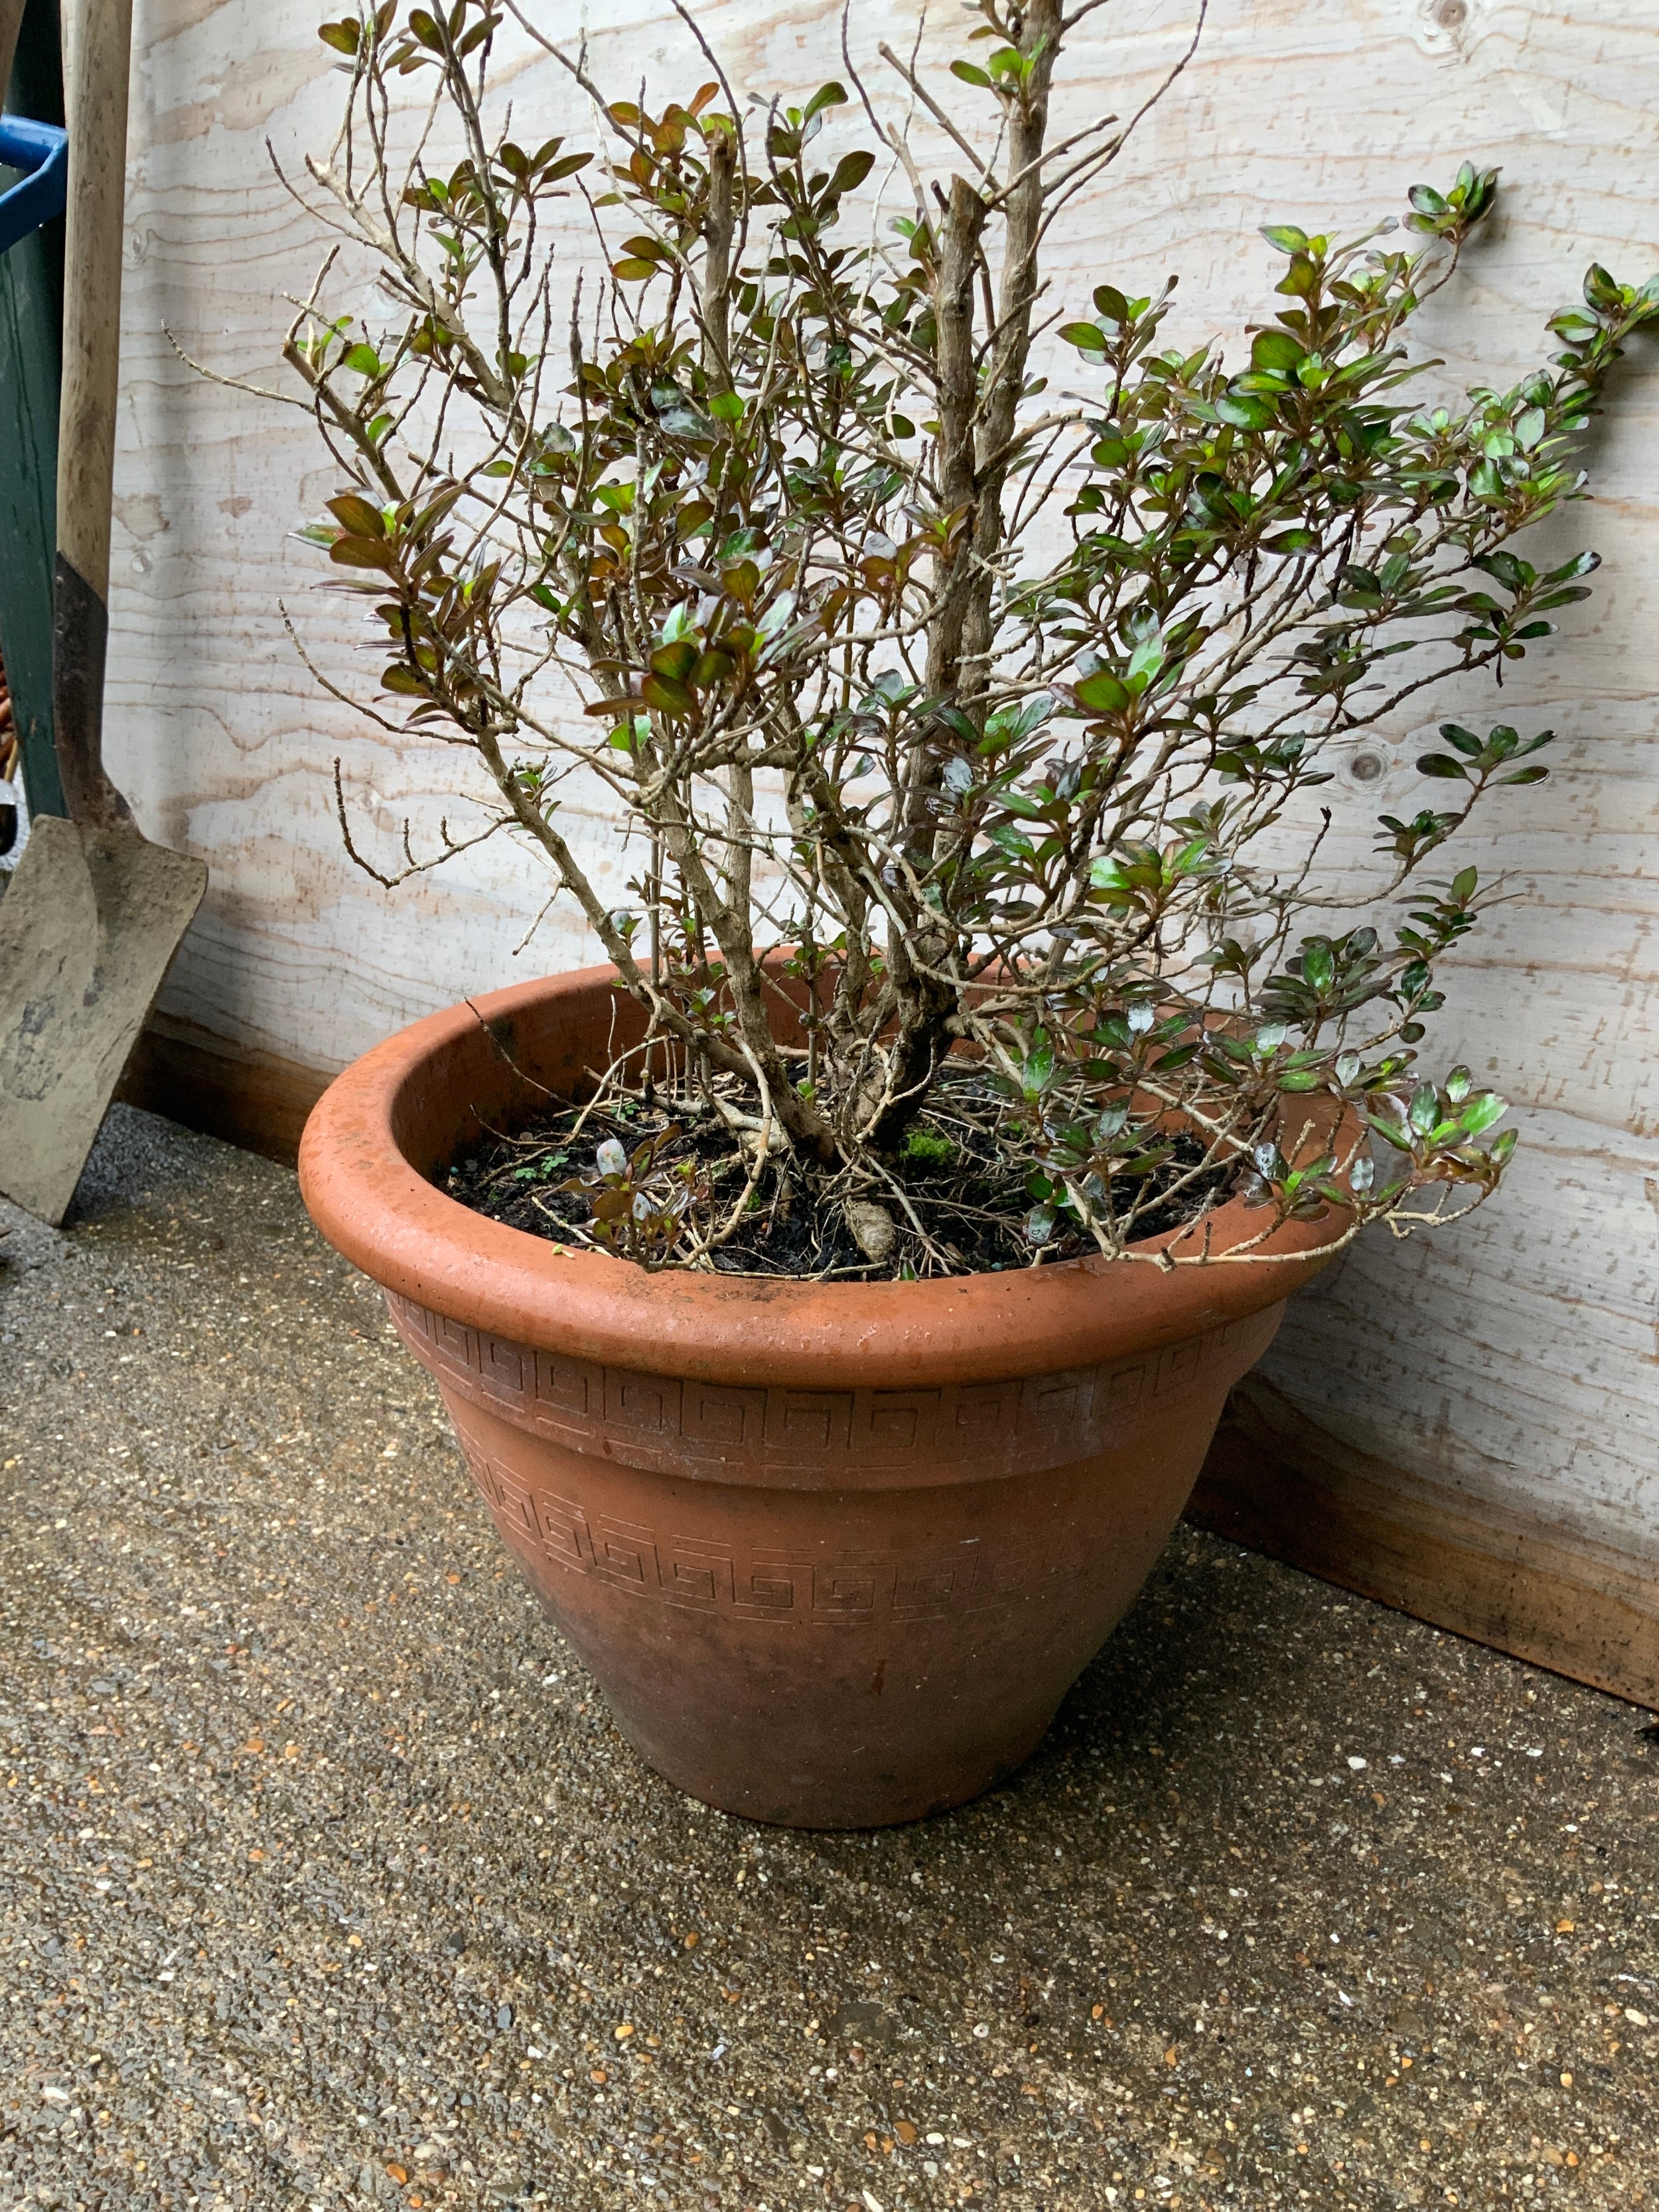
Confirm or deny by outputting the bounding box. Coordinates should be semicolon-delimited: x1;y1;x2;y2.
1;1104;1656;2212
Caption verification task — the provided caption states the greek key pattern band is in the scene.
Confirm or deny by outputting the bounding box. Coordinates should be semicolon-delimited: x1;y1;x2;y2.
386;1291;1271;1485
445;1398;1082;1624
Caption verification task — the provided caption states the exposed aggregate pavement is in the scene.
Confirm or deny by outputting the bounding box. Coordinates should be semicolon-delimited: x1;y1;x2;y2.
1;1106;1656;2212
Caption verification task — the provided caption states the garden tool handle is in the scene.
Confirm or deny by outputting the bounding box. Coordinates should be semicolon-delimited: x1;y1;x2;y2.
0;0;28;118
52;0;133;830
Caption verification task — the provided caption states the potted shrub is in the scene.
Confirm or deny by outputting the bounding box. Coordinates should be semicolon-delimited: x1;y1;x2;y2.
264;0;1655;1824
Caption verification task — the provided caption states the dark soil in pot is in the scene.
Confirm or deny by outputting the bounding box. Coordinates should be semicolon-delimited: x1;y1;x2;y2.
443;1070;1237;1282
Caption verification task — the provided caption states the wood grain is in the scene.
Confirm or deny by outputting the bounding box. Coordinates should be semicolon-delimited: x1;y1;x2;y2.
58;0;133;600
103;0;1659;1658
1189;1374;1659;1709
115;1005;328;1163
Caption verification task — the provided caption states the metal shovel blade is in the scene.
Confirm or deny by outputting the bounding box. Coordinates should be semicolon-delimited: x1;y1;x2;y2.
0;812;206;1223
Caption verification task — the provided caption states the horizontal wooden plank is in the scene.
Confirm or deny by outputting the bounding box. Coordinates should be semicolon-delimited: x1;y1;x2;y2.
1189;1374;1659;1712
115;1009;329;1167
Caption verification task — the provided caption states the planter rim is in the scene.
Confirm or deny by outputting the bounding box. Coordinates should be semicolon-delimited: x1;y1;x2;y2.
299;963;1350;1391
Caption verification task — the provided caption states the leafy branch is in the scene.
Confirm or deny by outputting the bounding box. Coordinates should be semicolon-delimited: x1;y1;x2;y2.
223;0;1659;1270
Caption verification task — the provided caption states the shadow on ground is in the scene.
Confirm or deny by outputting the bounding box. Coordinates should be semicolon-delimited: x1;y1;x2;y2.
1;1108;1655;2211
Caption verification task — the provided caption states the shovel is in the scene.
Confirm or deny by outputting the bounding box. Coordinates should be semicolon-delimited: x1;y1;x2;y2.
0;0;206;1224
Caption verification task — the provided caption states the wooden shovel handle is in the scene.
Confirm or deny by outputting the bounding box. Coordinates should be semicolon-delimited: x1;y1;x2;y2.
57;0;131;603
52;0;132;829
0;0;29;118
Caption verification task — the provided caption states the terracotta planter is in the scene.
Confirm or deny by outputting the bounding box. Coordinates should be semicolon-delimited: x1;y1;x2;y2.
299;966;1344;1828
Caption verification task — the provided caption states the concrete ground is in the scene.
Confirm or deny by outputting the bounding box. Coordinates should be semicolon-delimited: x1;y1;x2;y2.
1;1107;1656;2212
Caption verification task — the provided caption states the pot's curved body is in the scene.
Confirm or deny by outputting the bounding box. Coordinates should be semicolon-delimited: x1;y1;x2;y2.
386;1284;1278;1825
301;967;1342;1828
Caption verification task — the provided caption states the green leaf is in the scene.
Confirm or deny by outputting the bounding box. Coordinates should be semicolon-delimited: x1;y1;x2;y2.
1459;1092;1508;1136
1301;939;1336;994
1583;262;1623;311
1074;670;1130;714
1059;321;1109;353
611;257;660;282
640;671;696;716
1152;1042;1199;1074
1475;549;1534;593
803;79;849;119
328;536;394;571
1261;224;1309;254
950;59;993;86
1216;392;1276;431
830;149;875;194
410;483;463;536
326;492;386;538
709;390;746;423
1514;405;1547;451
1532;587;1593;611
1250;329;1304;372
